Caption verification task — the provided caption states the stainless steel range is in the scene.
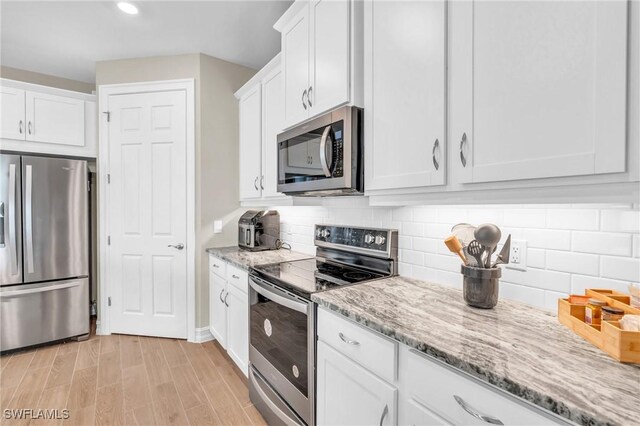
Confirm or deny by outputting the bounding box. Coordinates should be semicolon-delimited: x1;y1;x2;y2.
248;224;398;426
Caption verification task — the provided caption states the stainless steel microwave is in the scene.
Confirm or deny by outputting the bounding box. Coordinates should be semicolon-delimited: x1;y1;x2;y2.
277;106;363;196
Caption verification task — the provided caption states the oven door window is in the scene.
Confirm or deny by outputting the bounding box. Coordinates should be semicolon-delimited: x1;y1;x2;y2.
250;290;308;397
278;121;343;185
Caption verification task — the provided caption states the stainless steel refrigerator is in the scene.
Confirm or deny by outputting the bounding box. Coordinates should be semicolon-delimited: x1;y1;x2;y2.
1;154;89;351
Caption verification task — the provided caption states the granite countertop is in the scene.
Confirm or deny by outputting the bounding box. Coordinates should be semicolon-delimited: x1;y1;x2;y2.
312;276;640;426
205;246;313;270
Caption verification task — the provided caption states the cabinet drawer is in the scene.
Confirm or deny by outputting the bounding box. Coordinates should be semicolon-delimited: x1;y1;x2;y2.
317;308;397;383
209;255;226;278
226;264;248;293
404;348;565;425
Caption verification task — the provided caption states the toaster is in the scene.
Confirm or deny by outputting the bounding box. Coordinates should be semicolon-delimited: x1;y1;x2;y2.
238;210;280;251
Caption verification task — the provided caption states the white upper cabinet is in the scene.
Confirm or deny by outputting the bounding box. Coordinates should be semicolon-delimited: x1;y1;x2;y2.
25;91;85;146
364;0;446;192
450;0;628;184
0;79;96;158
1;86;26;141
261;66;285;199
276;0;363;130
238;84;263;200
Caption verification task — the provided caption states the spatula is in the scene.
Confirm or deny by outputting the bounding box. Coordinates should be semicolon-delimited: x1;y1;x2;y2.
444;235;468;265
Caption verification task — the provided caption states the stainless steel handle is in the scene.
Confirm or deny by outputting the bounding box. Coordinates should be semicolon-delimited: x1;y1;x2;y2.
219;289;225;304
432;138;440;171
224;292;229;307
460;133;467;167
212;264;220;268
8;164;17;274
232;274;240;279
379;404;389;426
249;277;308;314
302;89;308;110
260;175;264;190
28;121;32;135
0;280;82;298
338;332;360;346
454;395;504;425
307;86;313;107
168;243;184;250
19;120;23;134
249;368;300;426
319;125;332;177
25;164;34;274
0;202;4;247
254;176;259;191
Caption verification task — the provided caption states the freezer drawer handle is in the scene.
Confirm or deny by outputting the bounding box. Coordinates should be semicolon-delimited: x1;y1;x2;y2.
25;164;35;273
0;281;83;298
8;164;18;274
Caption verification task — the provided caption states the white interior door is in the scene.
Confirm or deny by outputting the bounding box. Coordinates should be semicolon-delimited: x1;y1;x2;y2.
107;90;188;338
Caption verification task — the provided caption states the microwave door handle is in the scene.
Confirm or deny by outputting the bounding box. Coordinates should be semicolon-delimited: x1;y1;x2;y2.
319;125;332;178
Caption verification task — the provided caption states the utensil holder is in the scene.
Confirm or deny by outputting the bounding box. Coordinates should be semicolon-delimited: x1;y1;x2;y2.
461;265;502;309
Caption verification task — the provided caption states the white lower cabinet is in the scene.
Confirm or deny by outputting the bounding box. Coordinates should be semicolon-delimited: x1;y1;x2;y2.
316;341;397;426
209;255;249;376
317;308;569;426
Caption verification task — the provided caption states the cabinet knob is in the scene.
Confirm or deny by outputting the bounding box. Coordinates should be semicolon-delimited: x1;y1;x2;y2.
460;133;468;167
302;89;308;110
432;138;440;171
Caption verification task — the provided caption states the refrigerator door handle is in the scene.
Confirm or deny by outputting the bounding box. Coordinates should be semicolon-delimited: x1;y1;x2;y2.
0;280;83;298
0;201;4;247
8;164;18;274
25;164;34;274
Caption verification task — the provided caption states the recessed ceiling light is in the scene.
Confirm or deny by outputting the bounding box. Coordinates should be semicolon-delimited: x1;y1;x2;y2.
117;2;138;15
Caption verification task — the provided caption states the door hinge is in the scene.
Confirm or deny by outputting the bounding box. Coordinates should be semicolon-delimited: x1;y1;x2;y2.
107;236;111;245
107;174;111;184
103;111;111;122
108;297;111;307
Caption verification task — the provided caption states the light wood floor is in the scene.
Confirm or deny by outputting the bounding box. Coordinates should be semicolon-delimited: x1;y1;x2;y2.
0;326;266;426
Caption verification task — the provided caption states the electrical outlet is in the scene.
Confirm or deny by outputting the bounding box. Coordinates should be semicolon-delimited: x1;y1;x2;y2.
213;220;223;234
507;239;527;271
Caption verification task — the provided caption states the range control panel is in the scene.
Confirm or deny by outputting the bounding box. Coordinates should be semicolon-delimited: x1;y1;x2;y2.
314;225;397;255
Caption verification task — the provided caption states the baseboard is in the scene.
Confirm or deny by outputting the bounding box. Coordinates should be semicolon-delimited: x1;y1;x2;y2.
194;326;214;343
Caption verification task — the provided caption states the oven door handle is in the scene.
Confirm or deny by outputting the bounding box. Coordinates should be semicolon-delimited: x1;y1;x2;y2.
249;277;308;314
319;125;333;178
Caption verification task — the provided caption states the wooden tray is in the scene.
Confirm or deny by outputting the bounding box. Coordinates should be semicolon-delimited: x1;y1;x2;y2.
558;289;640;363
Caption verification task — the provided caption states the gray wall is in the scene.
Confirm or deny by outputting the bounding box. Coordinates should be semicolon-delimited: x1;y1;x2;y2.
0;66;95;93
96;54;255;328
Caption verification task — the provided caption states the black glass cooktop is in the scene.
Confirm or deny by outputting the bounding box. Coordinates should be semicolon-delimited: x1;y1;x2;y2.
250;258;388;299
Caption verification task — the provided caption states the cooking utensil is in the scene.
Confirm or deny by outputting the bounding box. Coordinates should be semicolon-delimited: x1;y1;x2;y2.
451;223;476;246
474;224;502;268
445;235;468;265
467;240;485;268
491;234;511;268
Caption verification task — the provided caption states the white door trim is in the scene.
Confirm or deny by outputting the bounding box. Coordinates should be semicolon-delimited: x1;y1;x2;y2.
98;79;196;342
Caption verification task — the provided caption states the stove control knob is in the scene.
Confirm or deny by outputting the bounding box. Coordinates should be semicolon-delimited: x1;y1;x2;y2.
375;235;386;245
321;229;331;238
364;234;374;244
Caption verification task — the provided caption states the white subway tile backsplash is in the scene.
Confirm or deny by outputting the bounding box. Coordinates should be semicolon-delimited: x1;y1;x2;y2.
545;251;599;276
601;256;640;282
272;203;639;313
547;209;599;231
571;232;632;256
600;210;640;233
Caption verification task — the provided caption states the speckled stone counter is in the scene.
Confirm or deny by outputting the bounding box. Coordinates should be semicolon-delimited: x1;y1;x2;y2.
312;276;640;426
205;246;312;270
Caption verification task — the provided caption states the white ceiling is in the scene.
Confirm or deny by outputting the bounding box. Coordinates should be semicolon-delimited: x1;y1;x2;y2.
1;1;293;83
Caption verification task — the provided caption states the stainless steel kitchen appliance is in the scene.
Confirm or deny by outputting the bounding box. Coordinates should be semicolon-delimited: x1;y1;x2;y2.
248;224;398;425
238;210;280;251
1;154;89;351
277;106;363;196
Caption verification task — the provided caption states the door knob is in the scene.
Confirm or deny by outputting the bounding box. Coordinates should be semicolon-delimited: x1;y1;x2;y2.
168;243;184;250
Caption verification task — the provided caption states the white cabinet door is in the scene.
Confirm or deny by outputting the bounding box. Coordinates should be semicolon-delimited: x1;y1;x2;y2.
209;272;227;348
364;0;446;191
282;5;310;129
261;67;285;199
239;84;262;200
0;87;25;140
309;0;350;116
404;398;452;426
317;341;397;426
25;91;85;146
225;284;249;376
450;0;627;183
